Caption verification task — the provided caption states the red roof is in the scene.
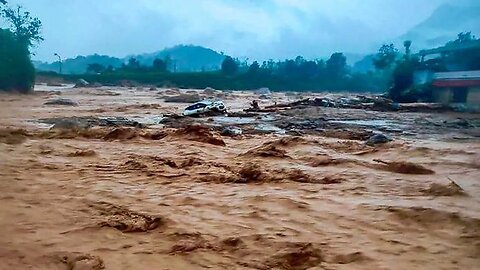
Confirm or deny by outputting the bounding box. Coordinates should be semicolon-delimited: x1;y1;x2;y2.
432;79;480;87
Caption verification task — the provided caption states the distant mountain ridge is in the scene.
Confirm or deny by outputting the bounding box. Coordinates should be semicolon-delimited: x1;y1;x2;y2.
352;3;480;73
398;3;480;50
34;54;123;74
34;45;226;74
133;45;226;72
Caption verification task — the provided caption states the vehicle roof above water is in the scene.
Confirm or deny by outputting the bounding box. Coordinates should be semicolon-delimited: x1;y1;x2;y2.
195;99;224;104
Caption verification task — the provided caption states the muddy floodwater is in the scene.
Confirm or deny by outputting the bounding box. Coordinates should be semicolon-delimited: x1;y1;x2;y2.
0;86;479;270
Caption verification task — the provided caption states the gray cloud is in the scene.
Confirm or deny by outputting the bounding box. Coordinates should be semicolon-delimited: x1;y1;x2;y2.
4;0;458;62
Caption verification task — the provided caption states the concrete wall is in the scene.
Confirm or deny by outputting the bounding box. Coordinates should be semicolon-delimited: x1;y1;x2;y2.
433;88;452;104
433;87;480;105
467;87;480;105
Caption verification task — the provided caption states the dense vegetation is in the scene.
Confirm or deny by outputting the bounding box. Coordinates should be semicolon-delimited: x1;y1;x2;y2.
57;52;387;92
0;1;42;93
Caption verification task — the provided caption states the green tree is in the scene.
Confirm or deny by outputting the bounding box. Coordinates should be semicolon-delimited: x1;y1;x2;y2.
247;61;260;75
373;44;398;70
86;63;105;74
447;31;475;46
0;28;35;92
123;57;140;71
1;3;43;46
444;32;480;70
326;52;347;78
0;2;42;92
152;58;167;72
221;56;238;75
403;40;412;57
389;56;420;102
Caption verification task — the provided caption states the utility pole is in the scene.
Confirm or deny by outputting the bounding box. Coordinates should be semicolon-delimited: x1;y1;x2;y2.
54;53;62;74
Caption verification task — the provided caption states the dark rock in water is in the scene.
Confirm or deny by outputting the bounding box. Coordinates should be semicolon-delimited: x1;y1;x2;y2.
366;133;392;146
203;87;216;95
221;126;243;136
39;116;144;129
44;98;78;106
447;119;473;128
255;87;271;95
91;82;103;88
101;117;145;128
74;79;89;88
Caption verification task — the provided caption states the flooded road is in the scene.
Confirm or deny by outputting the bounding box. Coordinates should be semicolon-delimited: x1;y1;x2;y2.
0;86;479;270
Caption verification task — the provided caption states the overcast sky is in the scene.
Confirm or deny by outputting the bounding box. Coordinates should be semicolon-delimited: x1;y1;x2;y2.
2;0;469;62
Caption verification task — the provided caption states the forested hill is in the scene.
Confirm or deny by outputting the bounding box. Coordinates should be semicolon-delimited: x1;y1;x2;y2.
34;54;123;74
132;45;226;72
34;45;226;74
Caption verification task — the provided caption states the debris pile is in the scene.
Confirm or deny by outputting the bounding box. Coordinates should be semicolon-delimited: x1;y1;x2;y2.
163;93;202;103
44;98;79;106
54;252;105;270
90;201;164;233
40;116;144;129
251;94;461;113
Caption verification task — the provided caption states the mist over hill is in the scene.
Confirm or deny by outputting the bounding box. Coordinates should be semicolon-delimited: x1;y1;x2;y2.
34;45;226;74
34;54;123;74
34;2;479;76
398;3;480;51
133;45;226;72
351;2;480;73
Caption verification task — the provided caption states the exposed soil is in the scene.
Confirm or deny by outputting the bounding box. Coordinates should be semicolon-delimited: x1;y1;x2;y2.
0;86;479;270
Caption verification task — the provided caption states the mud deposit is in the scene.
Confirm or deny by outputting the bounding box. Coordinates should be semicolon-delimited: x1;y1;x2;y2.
0;87;479;270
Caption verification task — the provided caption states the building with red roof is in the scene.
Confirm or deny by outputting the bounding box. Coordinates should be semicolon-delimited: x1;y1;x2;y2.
431;70;480;104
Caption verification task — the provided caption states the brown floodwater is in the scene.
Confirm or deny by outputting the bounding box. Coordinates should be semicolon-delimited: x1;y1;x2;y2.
0;86;479;270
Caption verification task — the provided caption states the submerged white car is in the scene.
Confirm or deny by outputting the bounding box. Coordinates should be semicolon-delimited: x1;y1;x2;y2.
183;100;226;116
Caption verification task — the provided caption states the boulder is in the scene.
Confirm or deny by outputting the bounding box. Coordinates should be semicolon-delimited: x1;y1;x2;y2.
366;133;392;146
74;79;89;88
221;126;243;136
203;87;216;95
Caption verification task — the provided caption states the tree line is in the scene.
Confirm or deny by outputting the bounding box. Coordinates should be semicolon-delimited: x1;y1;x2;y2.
82;31;479;98
83;52;383;92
